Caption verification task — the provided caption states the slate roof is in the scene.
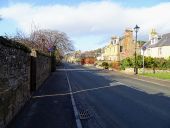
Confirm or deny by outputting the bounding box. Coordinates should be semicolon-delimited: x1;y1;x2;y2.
144;33;170;48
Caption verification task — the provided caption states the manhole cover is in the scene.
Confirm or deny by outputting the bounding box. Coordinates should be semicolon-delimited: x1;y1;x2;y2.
79;109;91;120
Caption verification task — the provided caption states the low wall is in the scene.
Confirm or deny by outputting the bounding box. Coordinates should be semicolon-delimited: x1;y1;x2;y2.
0;37;51;128
121;68;170;74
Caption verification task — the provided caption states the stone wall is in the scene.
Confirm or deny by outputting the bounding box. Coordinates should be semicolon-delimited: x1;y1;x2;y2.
0;37;51;128
121;68;170;74
36;52;51;89
0;37;31;128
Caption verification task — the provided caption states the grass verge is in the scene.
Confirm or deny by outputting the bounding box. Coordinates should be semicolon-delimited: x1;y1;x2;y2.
140;72;170;80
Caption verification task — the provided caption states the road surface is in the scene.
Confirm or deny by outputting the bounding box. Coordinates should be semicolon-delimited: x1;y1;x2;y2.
64;63;170;128
8;63;170;128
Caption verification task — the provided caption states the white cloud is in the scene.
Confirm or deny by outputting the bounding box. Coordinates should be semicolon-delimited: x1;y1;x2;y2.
0;1;170;50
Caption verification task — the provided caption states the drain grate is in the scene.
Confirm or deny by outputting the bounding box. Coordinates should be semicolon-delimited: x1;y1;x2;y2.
79;109;91;120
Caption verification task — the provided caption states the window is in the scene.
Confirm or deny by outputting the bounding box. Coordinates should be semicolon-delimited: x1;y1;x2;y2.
120;46;123;52
114;40;116;44
158;47;162;56
147;49;151;56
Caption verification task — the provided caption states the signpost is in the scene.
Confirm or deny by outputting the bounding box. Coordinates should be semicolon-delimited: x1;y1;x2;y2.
48;46;56;56
48;46;55;52
48;45;56;72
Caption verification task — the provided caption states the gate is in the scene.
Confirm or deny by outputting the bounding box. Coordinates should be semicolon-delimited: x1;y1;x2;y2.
30;56;36;93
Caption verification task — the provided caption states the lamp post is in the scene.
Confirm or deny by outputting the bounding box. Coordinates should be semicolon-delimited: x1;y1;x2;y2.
134;25;140;75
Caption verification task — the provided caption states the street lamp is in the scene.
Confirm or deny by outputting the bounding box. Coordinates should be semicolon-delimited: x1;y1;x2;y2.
134;25;140;75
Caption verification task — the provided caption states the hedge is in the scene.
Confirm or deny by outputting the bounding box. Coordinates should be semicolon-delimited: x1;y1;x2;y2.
120;55;170;70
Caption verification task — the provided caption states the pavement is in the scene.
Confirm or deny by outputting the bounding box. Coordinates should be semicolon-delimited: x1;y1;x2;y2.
82;64;170;87
7;64;76;128
117;70;170;86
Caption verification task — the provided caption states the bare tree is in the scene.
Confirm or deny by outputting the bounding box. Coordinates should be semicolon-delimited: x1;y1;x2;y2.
30;29;74;55
4;21;74;57
8;30;36;50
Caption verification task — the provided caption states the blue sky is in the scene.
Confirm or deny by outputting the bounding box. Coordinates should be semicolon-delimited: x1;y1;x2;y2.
1;0;170;7
1;0;170;51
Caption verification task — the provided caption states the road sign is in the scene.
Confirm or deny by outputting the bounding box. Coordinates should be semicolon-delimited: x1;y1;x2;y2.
48;47;54;52
142;46;146;51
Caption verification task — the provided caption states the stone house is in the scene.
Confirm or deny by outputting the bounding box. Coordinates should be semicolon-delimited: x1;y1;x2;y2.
143;29;170;59
119;29;138;60
81;51;96;65
102;36;120;61
99;29;137;62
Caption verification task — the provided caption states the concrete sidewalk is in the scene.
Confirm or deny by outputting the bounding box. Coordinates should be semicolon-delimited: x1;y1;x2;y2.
112;69;170;87
7;67;76;128
81;64;170;87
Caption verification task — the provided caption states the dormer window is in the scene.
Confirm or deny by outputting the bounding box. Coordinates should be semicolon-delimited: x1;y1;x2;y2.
111;40;113;44
151;38;154;44
114;40;116;44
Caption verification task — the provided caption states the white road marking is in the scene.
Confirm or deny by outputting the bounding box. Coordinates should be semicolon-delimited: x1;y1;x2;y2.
32;80;162;102
32;82;121;99
64;66;83;128
32;92;71;98
72;84;115;93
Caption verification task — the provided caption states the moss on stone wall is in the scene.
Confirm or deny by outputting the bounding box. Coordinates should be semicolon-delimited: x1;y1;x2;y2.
0;36;31;53
0;37;52;128
36;50;51;57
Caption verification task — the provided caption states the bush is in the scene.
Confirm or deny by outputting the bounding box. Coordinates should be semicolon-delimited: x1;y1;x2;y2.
109;63;113;68
120;55;170;70
120;64;125;70
120;57;134;70
144;56;154;68
167;57;170;68
75;58;81;63
112;61;120;70
136;55;143;68
102;62;109;69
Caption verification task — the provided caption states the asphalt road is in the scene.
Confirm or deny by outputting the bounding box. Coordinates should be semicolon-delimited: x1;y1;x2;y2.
64;63;170;128
8;63;170;128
